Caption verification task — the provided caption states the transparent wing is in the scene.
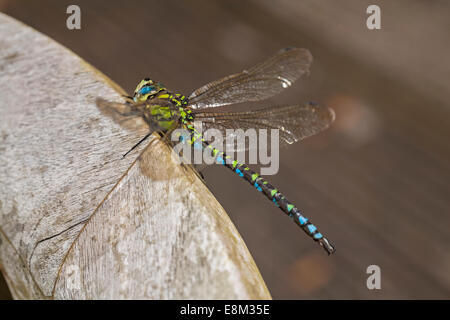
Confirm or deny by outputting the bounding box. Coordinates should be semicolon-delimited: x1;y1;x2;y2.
192;102;335;152
188;47;313;109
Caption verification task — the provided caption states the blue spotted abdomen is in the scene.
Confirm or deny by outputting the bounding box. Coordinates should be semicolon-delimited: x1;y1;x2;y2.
188;128;335;254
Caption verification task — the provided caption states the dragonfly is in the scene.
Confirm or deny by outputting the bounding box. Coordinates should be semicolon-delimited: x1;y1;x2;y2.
97;47;336;254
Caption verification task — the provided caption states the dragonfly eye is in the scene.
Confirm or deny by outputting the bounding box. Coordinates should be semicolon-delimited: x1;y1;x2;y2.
139;85;155;95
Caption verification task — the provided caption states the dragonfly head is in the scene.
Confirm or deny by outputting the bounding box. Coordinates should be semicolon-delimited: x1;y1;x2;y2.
133;78;166;103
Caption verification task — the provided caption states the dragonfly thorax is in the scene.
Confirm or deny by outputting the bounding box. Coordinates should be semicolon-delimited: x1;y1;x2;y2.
133;78;192;131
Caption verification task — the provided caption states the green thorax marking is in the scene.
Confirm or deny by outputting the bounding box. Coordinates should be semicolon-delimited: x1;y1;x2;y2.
133;78;192;131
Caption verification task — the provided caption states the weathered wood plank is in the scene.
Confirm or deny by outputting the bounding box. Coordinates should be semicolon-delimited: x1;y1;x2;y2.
0;13;271;299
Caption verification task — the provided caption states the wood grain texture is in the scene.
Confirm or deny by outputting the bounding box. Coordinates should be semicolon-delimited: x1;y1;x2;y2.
0;13;271;300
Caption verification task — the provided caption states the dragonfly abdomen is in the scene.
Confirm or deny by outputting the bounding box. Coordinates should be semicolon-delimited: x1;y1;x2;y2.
230;161;335;255
188;129;335;254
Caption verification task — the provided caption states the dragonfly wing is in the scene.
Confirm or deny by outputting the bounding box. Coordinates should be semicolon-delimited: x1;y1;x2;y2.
193;102;335;152
188;48;313;109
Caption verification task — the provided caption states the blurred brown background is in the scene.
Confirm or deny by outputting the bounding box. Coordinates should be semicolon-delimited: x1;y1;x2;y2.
1;0;449;299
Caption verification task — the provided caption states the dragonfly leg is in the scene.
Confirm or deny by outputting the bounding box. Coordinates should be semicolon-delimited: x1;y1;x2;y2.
123;132;151;158
196;169;206;181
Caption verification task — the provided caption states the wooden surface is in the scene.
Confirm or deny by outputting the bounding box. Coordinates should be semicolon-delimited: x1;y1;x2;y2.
0;13;271;299
0;0;449;299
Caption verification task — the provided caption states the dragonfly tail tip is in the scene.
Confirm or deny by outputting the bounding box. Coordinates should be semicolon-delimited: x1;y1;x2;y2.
320;238;335;255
